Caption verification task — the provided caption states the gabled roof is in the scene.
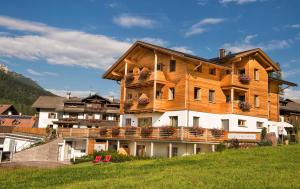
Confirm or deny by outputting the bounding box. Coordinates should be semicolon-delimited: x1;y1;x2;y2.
0;104;18;115
210;48;281;71
280;99;300;113
103;41;231;80
81;94;111;103
0;115;35;127
32;96;66;109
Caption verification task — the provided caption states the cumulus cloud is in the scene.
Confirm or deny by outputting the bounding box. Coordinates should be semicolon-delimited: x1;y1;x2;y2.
185;18;224;37
222;35;290;53
113;14;156;28
47;88;97;98
171;46;194;54
126;37;168;46
284;88;300;100
27;68;59;77
0;15;131;70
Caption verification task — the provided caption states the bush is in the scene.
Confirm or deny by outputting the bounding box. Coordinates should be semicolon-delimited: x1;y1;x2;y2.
211;128;224;137
92;150;148;163
112;127;120;136
72;155;93;164
216;143;226;152
189;127;205;136
229;139;240;149
257;141;272;146
261;127;267;141
100;128;108;136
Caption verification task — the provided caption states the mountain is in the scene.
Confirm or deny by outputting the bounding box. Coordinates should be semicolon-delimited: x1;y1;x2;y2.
0;70;55;115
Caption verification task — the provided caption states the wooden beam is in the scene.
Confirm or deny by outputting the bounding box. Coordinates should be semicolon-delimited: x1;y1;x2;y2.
112;71;123;77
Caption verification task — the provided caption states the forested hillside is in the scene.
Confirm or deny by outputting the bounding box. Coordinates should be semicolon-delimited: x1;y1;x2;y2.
0;70;54;115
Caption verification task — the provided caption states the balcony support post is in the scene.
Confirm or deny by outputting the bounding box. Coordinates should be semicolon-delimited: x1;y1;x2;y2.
133;141;137;156
231;88;234;113
106;140;109;150
193;143;197;155
150;142;154;157
168;143;172;158
153;50;158;112
211;144;215;152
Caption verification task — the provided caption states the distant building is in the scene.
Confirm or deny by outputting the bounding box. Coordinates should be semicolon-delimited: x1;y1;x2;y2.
32;94;120;129
0;104;19;115
0;64;8;74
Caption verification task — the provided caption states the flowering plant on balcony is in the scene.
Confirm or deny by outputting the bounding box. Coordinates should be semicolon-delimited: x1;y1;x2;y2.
125;73;134;84
138;96;150;105
112;127;120;136
239;74;251;84
125;126;137;135
124;99;133;110
160;126;177;137
189;127;205;136
211;128;224;138
100;128;108;136
141;127;153;137
239;101;252;111
138;68;150;80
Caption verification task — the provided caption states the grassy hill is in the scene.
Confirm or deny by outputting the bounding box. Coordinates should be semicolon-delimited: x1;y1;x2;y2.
0;70;54;115
1;144;299;189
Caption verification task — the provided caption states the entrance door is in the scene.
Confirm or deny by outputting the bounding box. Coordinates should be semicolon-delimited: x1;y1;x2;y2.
136;145;146;157
221;119;229;131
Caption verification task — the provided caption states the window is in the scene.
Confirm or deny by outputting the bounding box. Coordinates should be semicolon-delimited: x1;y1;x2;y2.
125;118;131;126
209;68;216;75
169;116;178;127
168;88;175;100
48;112;56;119
238;119;246;127
157;63;164;71
254;69;259;80
254;95;259;108
239;69;245;75
221;119;229;131
239;95;245;102
226;95;231;103
194;87;201;100
170;60;176;72
256;122;264;128
138;117;152;127
156;90;162;99
208;90;215;103
193;117;200;127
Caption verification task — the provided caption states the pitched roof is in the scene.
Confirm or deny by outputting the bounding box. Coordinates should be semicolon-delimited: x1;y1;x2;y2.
280;99;300;113
103;41;231;80
32;96;66;109
0;104;18;115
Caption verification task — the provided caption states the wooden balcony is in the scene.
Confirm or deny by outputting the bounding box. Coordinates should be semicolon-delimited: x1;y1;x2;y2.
126;71;172;89
54;118;118;127
221;74;250;89
0;126;48;137
57;127;260;143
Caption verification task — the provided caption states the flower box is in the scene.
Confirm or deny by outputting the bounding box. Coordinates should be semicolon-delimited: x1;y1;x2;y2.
211;128;224;138
112;127;120;137
239;74;251;84
100;128;108;136
124;100;133;110
239;101;252;111
141;127;153;137
138;97;150;105
138;68;150;80
189;127;205;136
125;73;134;84
125;126;137;135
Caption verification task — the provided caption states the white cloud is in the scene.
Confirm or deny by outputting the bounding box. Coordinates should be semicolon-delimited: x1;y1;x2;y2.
171;46;194;54
126;37;168;46
196;0;208;6
219;0;260;5
113;14;156;28
286;24;300;29
185;18;224;37
47;88;97;98
0;15;131;70
284;88;300;100
27;68;59;77
282;69;300;79
222;35;290;53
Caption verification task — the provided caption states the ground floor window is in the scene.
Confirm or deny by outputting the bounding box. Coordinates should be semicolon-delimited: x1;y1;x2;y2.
238;119;246;127
138;117;152;127
193;117;200;127
125;118;131;126
256;121;263;128
169;116;178;127
172;147;178;157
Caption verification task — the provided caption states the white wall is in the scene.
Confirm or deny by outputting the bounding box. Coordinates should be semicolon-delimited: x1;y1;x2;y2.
37;108;58;128
3;136;39;152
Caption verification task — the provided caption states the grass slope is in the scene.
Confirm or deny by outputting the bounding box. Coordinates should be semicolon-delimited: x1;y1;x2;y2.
0;70;54;115
1;145;300;189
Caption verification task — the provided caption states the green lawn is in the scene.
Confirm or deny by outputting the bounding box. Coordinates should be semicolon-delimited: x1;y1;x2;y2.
1;144;300;189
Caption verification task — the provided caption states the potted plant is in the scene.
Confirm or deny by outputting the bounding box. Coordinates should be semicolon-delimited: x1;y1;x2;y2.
124;99;133;110
239;101;252;111
100;128;108;136
125;73;134;84
125;126;137;135
138;67;150;80
189;127;205;136
138;96;150;105
160;126;177;137
141;127;153;137
239;74;251;84
211;128;224;138
112;127;120;137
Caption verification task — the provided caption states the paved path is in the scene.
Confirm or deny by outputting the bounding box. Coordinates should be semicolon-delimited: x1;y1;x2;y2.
0;161;70;168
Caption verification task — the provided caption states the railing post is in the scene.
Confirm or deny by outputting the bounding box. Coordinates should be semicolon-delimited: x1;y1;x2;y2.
180;126;184;141
206;129;208;142
70;128;72;137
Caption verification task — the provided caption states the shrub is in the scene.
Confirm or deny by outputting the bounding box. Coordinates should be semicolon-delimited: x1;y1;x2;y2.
239;101;252;111
112;127;120;136
138;97;150;105
92;150;149;163
189;127;205;136
211;128;224;137
216;143;226;152
100;128;108;136
229;139;240;149
239;74;251;84
257;141;272;146
141;127;153;137
71;155;93;164
261;127;267;141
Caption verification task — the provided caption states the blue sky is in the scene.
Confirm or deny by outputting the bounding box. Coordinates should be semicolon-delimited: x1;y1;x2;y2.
0;0;300;98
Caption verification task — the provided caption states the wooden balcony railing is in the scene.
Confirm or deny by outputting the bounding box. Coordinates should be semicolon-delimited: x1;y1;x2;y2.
57;127;260;143
0;126;48;137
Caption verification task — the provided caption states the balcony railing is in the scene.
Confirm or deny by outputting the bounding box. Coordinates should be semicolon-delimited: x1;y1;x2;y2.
0;126;48;137
58;127;259;143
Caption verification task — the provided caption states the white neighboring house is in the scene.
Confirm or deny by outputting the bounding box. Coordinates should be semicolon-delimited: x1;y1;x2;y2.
32;96;65;129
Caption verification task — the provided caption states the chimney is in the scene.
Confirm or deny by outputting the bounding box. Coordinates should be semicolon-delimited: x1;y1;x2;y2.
219;48;225;59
